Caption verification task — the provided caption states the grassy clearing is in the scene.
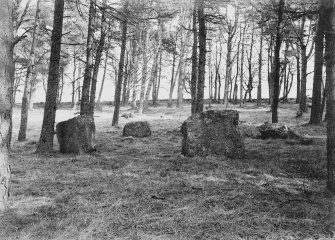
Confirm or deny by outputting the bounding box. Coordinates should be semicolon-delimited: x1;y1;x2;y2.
0;102;334;239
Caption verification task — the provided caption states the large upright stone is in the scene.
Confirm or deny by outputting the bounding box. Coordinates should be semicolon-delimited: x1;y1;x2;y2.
56;115;96;154
181;110;245;158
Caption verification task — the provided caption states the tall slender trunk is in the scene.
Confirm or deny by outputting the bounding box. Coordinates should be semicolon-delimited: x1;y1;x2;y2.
131;36;139;109
272;0;284;123
325;0;335;192
122;52;129;106
196;0;206;113
208;37;212;108
310;1;325;124
177;33;186;108
168;44;177;108
257;25;263;106
18;0;41;141
240;26;246;106
75;63;82;110
144;20;162;111
97;49;109;105
36;0;65;153
138;26;149;114
80;0;95;115
296;45;301;104
154;51;162;106
71;46;77;109
0;0;14;214
300;44;308;112
90;1;107;115
234;35;240;104
112;2;128;126
225;36;232;108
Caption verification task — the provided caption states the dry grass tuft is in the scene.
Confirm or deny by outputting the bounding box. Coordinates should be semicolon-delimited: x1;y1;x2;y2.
0;103;334;239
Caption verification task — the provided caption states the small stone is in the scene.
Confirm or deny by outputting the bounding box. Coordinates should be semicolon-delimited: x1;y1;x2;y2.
123;121;151;138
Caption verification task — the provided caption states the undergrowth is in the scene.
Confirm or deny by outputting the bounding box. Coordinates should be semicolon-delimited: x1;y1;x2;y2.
0;103;334;240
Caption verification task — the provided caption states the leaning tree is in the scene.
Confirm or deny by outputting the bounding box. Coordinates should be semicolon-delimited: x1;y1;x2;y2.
0;0;14;213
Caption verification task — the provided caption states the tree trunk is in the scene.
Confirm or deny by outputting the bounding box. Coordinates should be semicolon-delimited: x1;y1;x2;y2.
272;0;284;123
29;81;37;110
36;0;65;153
138;26;149;114
310;1;325;124
80;0;95;115
208;37;213;108
57;67;64;107
122;52;129;106
90;1;107;115
257;25;263;106
74;63;82;110
296;43;301;104
0;0;14;214
131;36;139;109
112;3;128;126
240;25;246;107
168;43;177;108
144;20;162;111
196;0;206;113
71;46;77;109
191;3;198;113
177;33;186;108
225;36;232;108
300;44;308;112
154;51;162;106
97;50;109;106
325;0;335;192
18;0;40;141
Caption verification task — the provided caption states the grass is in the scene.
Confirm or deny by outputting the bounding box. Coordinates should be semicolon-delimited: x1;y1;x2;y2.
0;102;334;239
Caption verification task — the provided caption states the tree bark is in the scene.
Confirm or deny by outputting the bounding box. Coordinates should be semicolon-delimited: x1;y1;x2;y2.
71;46;77;109
272;0;284;123
191;2;198;114
0;0;14;214
177;31;186;109
130;36;139;109
89;1;107;115
225;36;233;108
80;0;95;115
240;25;246;107
36;0;65;153
138;26;149;114
112;2;128;126
18;0;41;141
300;44;308;112
299;16;308;113
257;25;263;107
325;0;335;192
97;49;109;106
310;1;325;124
296;44;301;104
168;42;178;108
196;0;206;113
144;19;162;111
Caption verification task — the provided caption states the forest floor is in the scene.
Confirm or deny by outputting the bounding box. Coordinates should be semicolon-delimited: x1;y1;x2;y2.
0;102;334;240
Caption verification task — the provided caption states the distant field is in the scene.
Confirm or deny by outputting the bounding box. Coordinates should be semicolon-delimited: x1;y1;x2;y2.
1;102;334;240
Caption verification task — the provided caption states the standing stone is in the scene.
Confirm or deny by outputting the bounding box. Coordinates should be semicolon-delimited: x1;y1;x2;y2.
56;115;96;153
123;121;151;138
181;110;245;158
